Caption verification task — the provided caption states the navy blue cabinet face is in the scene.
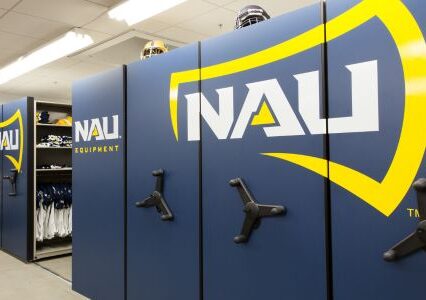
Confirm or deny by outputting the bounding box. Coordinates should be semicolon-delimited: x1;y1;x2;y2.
1;98;31;261
0;104;2;248
199;4;328;300
322;0;426;299
72;67;126;300
126;44;200;300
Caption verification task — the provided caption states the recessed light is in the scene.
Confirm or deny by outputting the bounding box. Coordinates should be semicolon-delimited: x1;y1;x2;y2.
108;0;188;26
0;30;93;85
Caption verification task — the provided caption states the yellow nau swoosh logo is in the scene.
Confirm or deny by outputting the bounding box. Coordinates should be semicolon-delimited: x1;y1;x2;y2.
169;0;426;217
1;110;24;172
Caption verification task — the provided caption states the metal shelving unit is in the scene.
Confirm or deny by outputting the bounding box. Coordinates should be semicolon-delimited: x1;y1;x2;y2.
35;239;73;260
36;168;72;172
36;123;72;128
33;100;72;260
36;147;72;149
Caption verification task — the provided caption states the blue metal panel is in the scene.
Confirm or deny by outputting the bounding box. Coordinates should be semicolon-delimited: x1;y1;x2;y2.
327;0;426;299
126;44;200;300
201;4;327;300
72;67;125;300
2;98;31;261
0;104;2;249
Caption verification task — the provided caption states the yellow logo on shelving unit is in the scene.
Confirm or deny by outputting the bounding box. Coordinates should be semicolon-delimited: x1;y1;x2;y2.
73;115;120;154
91;126;100;137
168;0;426;217
75;115;119;142
0;110;24;172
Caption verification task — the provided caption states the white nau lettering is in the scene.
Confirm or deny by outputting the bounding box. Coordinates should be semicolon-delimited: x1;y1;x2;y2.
10;129;19;150
296;60;379;134
75;120;89;142
295;70;325;134
89;118;105;140
185;59;379;141
231;78;304;139
74;115;119;142
0;130;18;150
185;87;234;141
103;115;119;140
1;132;9;150
0;132;6;150
0;129;19;151
329;60;379;133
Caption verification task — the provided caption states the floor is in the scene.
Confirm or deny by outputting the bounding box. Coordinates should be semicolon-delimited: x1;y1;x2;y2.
0;251;86;300
36;255;72;281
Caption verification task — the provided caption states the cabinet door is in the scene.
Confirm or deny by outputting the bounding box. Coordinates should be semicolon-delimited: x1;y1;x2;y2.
2;98;32;261
0;104;2;249
127;44;200;300
201;3;328;300
72;67;126;300
325;0;426;299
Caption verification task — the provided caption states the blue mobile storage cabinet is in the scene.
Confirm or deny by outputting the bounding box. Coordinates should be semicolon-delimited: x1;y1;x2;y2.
0;103;2;249
0;97;34;262
126;43;201;300
325;0;426;299
199;4;328;300
72;67;126;300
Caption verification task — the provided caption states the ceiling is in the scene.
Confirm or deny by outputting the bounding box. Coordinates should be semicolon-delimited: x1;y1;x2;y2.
0;0;317;103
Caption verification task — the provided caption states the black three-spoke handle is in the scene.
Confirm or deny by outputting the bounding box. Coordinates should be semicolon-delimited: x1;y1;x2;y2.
230;178;286;244
3;169;18;196
383;178;426;262
135;169;173;221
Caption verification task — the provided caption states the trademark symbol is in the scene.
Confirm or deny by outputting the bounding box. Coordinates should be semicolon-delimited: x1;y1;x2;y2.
407;208;420;218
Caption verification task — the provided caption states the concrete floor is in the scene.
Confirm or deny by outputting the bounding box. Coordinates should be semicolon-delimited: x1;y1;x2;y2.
36;255;72;281
0;251;86;300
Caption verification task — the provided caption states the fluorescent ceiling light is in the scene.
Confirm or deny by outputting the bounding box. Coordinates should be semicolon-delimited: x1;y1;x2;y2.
108;0;188;26
0;30;93;85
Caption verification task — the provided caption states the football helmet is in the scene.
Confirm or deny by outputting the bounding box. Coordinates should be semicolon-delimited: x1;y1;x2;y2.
141;40;168;60
235;5;270;29
55;115;72;126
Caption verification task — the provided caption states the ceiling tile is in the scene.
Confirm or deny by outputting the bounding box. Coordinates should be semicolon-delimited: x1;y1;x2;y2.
82;28;112;43
6;78;71;100
83;36;154;65
0;92;21;103
0;57;82;86
84;0;121;7
0;47;18;65
51;61;115;82
132;19;171;34
152;0;217;25
0;73;39;91
84;14;131;35
179;7;236;36
203;0;235;6
42;57;82;71
13;0;108;27
156;26;207;44
0;31;41;52
0;0;19;9
85;13;172;36
225;0;319;16
0;12;72;40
